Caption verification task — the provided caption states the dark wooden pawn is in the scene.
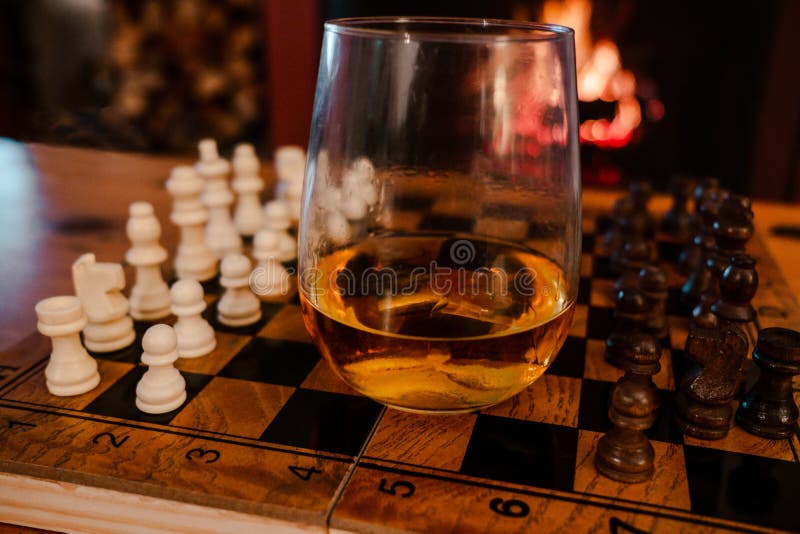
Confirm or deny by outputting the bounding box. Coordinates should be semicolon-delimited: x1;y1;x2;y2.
605;288;648;368
612;240;652;290
638;266;668;339
704;195;754;308
661;175;694;240
737;327;800;439
677;177;719;275
675;322;749;440
711;254;758;325
680;233;715;308
603;196;634;254
596;333;661;483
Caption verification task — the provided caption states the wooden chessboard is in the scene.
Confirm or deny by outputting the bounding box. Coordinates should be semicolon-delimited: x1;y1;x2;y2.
1;203;799;533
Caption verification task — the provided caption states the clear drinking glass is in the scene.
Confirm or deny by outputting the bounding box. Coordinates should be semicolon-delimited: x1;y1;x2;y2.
299;17;581;414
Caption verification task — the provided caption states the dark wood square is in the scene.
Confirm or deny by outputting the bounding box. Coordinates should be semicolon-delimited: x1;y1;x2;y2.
259;388;382;456
218;337;320;387
460;414;578;492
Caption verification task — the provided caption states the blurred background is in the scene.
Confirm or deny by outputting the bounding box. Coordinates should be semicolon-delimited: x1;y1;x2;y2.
0;0;797;199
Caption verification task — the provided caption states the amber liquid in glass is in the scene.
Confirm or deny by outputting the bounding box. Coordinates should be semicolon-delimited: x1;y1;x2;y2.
300;234;575;413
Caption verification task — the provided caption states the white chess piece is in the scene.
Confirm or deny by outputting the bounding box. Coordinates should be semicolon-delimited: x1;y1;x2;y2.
217;253;262;327
36;296;100;396
274;145;306;223
262;200;297;262
250;257;290;301
252;230;291;301
325;210;351;246
166;166;218;281
126;202;171;321
170;279;216;359
196;138;242;257
135;324;187;414
72;253;136;353
231;143;265;237
253;229;281;263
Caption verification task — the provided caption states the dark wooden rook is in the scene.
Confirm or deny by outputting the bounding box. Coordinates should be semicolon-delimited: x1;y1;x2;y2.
737;327;800;439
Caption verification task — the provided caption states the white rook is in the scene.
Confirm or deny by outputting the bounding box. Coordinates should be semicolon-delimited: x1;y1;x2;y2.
36;296;100;396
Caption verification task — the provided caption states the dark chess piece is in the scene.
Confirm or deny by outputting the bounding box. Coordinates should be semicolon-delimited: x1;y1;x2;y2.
661;175;694;240
604;182;655;256
638;266;668;339
711;254;758;324
737;327;800;439
690;293;718;330
596;332;661;483
603;196;633;250
680;233;715;308
677;178;723;276
611;240;653;288
605;288;648;368
675;322;749;440
707;195;754;287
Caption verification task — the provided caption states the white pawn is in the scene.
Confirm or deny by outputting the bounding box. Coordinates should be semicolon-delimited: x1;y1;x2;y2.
231;143;265;237
170;280;216;359
325;210;351;246
166;166;218;281
263;200;297;262
274;145;306;223
135;324;186;414
253;228;281;263
126;202;171;321
72;253;136;353
196;138;242;258
252;230;291;301
218;253;262;327
36;296;100;396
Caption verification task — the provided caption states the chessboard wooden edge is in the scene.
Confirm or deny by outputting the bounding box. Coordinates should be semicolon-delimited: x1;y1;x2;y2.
0;472;321;534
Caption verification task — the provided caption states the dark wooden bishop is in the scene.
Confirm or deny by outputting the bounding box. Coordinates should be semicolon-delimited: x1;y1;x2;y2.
737;327;800;439
675;321;749;440
596;333;661;483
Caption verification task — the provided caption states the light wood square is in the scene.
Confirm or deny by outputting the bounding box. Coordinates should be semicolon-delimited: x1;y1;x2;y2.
482;374;581;428
580;253;593;277
569;304;588;338
257;304;311;343
365;410;477;471
590;278;615;308
175;330;251;375
683;421;796;462
573;430;691;510
300;359;358;396
4;359;134;411
171;376;294;439
473;218;529;241
582;339;674;390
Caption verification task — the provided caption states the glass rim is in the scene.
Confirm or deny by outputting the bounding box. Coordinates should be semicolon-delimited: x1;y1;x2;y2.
324;17;574;42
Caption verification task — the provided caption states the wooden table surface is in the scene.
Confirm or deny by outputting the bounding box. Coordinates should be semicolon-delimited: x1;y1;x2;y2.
2;140;798;351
